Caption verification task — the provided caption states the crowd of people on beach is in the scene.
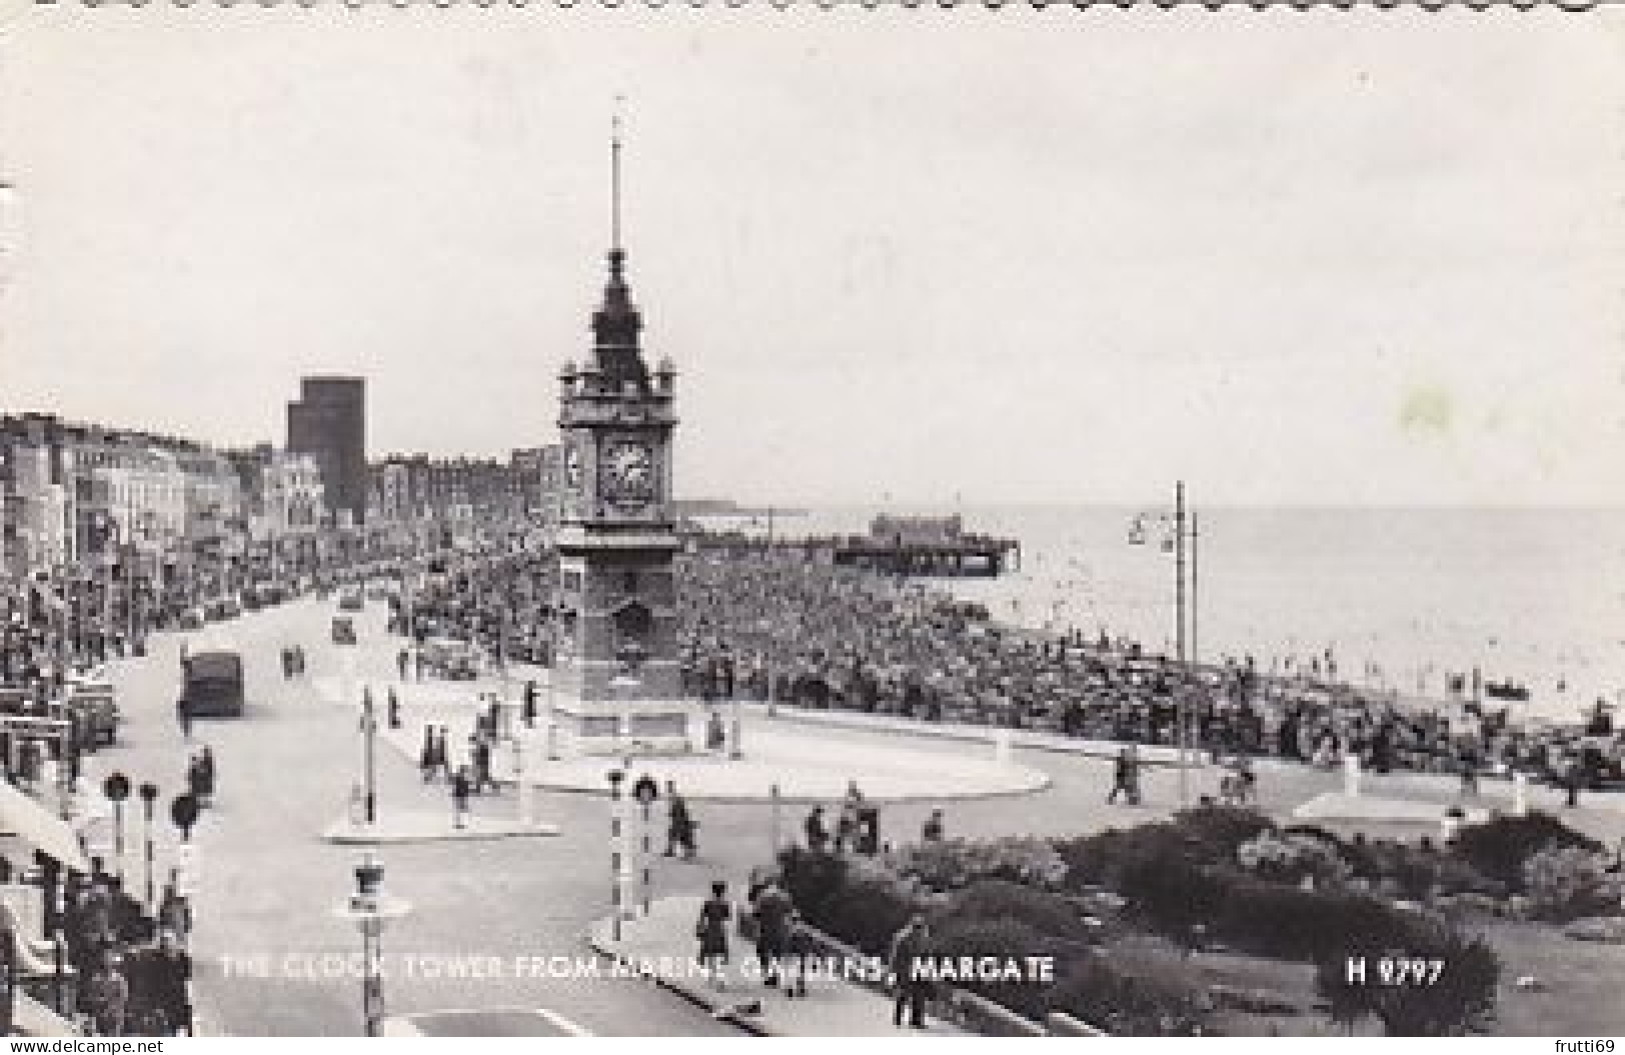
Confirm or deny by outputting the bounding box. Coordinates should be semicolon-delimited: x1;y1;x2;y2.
674;549;1622;795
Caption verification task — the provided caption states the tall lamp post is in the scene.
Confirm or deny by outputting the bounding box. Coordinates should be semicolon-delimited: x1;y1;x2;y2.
606;768;628;942
1128;480;1200;806
101;771;130;882
360;686;377;826
138;781;159;911
333;854;411;1038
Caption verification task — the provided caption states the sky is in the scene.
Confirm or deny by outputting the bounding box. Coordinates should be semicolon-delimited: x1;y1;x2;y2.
1;7;1622;508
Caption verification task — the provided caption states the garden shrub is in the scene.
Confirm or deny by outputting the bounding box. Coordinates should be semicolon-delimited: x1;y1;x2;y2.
1522;846;1624;922
1171;804;1277;864
815;873;919;956
1315;921;1499;1035
1237;831;1351;888
928;917;1057;1019
892;836;1067;893
939;879;1099;944
1450;812;1601;890
1048;943;1208;1036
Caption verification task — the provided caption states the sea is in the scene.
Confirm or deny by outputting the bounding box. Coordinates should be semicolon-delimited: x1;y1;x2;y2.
698;505;1625;725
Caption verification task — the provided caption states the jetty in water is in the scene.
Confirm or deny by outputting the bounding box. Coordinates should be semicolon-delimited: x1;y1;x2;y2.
691;514;1021;577
831;515;1020;577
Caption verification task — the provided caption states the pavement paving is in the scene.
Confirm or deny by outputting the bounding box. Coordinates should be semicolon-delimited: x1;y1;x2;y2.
320;812;561;845
589;895;965;1037
370;686;1049;802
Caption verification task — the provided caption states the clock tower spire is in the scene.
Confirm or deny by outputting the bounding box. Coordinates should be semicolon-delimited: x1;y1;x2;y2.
551;109;686;755
593;101;648;391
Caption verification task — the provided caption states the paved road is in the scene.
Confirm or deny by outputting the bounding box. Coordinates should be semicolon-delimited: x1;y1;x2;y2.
101;596;734;1037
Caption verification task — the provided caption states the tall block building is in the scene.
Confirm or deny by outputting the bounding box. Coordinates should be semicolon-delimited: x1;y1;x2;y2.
287;376;366;528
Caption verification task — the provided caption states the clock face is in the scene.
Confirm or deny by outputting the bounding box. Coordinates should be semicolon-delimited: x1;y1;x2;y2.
603;440;656;503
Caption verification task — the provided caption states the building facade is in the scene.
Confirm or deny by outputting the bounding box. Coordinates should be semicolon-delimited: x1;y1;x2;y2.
287;376;366;528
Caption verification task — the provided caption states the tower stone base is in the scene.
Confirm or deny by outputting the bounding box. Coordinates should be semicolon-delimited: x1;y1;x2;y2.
548;657;695;756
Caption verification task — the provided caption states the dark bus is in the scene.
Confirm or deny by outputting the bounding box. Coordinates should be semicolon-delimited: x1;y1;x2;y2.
180;650;246;718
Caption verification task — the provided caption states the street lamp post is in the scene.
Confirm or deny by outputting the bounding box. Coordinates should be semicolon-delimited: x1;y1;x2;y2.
1129;481;1200;807
334;854;411;1038
361;687;377;826
728;660;743;761
138;781;158;911
632;774;658;917
102;772;130;883
606;768;627;943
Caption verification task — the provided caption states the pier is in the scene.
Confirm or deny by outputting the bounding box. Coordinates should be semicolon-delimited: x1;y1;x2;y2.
829;515;1020;577
690;514;1020;577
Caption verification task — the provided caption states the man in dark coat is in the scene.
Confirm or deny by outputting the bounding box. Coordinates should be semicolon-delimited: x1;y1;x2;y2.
888;914;934;1029
665;782;696;859
752;877;793;989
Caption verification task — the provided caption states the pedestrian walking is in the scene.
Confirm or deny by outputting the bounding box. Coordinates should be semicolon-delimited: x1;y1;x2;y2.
387;687;400;730
783;909;814;999
436;726;454;782
451;766;472;829
921;808;944;843
472;737;494;795
1107;746;1140;805
804;806;830;853
666;781;697;859
176;697;193;741
419;726;437;783
695;880;731;991
396;648;409;682
835;802;857;853
887;914;933;1030
752;875;793;989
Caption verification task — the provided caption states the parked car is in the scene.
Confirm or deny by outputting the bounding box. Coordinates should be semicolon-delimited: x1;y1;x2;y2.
179;607;206;630
338;588;364;612
331;616;357;646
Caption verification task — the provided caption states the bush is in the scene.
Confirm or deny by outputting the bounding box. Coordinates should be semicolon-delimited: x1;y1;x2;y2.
1237;832;1351;888
1117;852;1233;941
816;873;919;956
1214;881;1386;962
1048;942;1209;1036
929;917;1057;1019
1315;923;1499;1035
1056;822;1204;893
1522;846;1624;922
1171;804;1277;864
941;879;1099;944
1451;812;1601;891
892;836;1068;893
777;846;850;921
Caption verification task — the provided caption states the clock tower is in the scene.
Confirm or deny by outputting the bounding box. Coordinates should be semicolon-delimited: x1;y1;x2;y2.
550;125;689;754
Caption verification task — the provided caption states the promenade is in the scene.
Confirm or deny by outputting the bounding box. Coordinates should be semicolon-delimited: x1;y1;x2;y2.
588;895;965;1037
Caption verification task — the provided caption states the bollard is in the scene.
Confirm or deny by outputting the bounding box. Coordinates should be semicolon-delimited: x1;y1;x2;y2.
1343;753;1361;798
